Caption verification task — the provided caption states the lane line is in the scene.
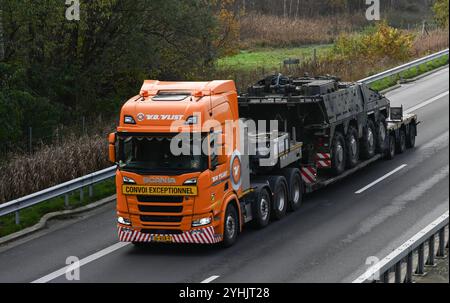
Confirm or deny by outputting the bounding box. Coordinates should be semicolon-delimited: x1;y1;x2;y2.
32;242;130;283
405;91;449;114
355;165;408;194
201;275;220;283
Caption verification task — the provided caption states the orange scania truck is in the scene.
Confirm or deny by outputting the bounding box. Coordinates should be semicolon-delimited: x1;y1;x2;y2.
108;74;418;247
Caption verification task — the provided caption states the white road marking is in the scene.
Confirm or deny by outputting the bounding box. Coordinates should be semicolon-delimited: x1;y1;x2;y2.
31;242;130;283
355;165;408;194
201;275;220;283
405;91;449;114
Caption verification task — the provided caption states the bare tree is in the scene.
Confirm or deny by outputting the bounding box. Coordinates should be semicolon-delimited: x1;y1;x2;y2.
0;6;4;61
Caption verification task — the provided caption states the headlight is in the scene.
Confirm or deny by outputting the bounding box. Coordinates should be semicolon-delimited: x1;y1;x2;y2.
123;176;136;184
118;217;132;226
192;217;212;227
124;116;136;124
183;178;198;185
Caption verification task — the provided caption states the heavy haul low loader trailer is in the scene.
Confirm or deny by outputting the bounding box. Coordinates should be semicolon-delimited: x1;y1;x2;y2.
109;75;418;247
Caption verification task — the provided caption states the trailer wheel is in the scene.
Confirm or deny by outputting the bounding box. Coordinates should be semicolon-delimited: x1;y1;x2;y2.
283;168;303;212
222;203;239;247
376;114;388;153
396;128;406;154
271;176;288;220
345;126;359;168
251;188;271;229
331;131;346;175
406;123;416;149
385;133;396;160
361;120;376;159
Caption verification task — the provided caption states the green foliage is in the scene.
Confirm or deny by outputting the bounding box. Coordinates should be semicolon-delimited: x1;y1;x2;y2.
0;0;220;149
332;22;414;63
433;0;449;27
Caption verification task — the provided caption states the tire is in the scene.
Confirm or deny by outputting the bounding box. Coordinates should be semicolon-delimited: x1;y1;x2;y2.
385;133;396;160
361;120;376;159
331;131;346;175
376;114;388;153
222;203;239;247
270;176;288;220
283;168;303;212
396;128;406;154
251;188;271;229
406;123;416;149
345;126;359;168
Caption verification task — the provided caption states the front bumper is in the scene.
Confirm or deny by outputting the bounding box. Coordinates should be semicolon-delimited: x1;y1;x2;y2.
118;226;223;244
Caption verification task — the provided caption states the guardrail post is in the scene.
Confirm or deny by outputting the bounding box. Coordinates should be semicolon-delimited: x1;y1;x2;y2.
437;228;447;258
79;188;84;202
426;234;436;266
405;252;413;283
64;194;69;208
15;211;20;225
415;243;426;275
89;185;93;198
382;270;390;283
394;262;402;283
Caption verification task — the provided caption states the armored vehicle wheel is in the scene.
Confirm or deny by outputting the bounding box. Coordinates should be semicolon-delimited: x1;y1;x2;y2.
346;126;359;168
397;129;406;154
252;188;271;229
406;123;416;148
376;114;388;153
270;176;288;220
331;132;346;175
385;133;396;160
283;168;303;212
222;203;239;248
361;120;376;159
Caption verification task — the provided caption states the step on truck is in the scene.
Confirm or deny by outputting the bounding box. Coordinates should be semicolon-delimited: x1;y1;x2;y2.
108;74;418;247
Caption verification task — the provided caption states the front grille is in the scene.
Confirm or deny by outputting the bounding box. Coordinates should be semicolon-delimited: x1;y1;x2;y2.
141;229;183;235
140;215;183;223
138;205;183;213
137;195;184;203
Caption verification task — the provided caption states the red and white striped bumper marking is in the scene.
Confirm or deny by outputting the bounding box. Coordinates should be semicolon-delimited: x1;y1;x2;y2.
118;226;222;245
301;167;317;184
316;153;332;168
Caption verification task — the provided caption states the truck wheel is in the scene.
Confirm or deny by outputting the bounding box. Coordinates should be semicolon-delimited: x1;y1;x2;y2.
271;176;288;220
251;188;271;229
361;120;376;159
406;123;416;148
345;126;359;168
376;114;388;153
396;129;406;154
283;168;303;212
385;133;396;160
331;132;346;175
222;204;238;247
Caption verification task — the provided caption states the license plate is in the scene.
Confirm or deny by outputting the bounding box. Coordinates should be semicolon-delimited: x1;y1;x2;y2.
122;185;198;196
151;235;173;243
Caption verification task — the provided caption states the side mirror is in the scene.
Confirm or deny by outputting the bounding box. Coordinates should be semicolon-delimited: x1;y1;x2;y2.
108;133;117;163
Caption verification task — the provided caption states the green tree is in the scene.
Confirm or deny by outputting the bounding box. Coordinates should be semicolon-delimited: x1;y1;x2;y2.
433;0;449;27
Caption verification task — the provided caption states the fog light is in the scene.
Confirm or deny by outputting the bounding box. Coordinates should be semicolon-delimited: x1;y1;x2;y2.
192;217;212;227
124;116;136;124
118;217;132;226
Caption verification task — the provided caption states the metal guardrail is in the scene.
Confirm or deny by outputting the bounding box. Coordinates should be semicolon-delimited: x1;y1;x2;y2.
359;48;449;84
0;49;449;224
0;166;116;224
353;211;449;283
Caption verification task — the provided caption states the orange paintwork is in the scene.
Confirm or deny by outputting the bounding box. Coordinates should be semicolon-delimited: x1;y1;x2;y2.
113;80;243;242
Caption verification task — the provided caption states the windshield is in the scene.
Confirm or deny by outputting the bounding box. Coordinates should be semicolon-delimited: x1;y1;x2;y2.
118;135;208;174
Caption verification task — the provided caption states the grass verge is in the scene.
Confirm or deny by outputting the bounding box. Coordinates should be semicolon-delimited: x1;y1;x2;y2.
369;54;448;91
0;178;115;238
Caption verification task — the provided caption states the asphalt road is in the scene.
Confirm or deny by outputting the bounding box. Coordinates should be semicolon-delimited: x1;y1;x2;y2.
0;67;448;283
